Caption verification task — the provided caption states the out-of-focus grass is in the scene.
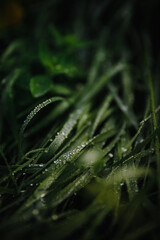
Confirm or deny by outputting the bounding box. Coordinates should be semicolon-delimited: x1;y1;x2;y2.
0;0;160;239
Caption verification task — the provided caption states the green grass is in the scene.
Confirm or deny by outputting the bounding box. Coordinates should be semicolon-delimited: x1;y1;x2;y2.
0;0;160;239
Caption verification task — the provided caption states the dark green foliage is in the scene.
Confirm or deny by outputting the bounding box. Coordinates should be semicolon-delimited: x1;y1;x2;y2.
0;0;160;240
30;75;53;97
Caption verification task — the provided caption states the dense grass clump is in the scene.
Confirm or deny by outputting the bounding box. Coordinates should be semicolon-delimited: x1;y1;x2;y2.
0;0;160;239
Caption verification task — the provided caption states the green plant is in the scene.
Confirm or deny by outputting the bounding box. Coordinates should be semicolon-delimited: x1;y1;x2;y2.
0;1;160;240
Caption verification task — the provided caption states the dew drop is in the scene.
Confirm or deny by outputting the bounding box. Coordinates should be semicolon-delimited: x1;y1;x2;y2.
20;190;26;193
41;193;45;198
108;153;113;158
121;147;127;152
120;182;125;186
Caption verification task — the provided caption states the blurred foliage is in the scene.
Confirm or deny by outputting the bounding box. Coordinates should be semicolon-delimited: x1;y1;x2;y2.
0;0;160;240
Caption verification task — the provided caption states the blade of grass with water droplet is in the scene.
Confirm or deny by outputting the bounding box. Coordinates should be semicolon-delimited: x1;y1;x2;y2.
49;171;92;208
47;105;89;156
108;83;138;128
19;96;64;160
20;96;64;137
103;123;126;156
20;123;90;187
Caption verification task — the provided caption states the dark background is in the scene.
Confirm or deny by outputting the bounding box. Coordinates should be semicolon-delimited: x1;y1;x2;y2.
0;0;159;55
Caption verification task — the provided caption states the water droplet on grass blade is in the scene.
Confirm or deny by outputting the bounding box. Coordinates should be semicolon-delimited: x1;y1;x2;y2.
120;182;125;186
20;190;26;193
39;164;44;167
108;153;113;158
47;106;85;155
20;97;63;136
40;193;45;198
121;147;127;152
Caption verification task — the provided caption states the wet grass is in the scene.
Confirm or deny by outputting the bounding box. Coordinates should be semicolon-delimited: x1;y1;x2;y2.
0;0;160;239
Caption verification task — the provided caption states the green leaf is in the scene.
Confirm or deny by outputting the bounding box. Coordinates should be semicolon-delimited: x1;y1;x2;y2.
30;75;52;97
39;42;54;69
